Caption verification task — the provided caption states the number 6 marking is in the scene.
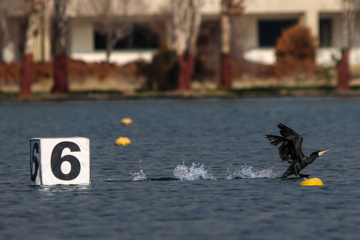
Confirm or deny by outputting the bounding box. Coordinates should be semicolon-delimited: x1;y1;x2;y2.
31;142;39;181
51;142;81;181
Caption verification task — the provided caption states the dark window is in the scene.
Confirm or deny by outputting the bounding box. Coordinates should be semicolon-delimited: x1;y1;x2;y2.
94;30;106;50
258;19;298;47
319;18;333;47
94;23;159;50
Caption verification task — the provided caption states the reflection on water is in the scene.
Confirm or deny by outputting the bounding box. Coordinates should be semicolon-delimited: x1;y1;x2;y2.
38;185;92;195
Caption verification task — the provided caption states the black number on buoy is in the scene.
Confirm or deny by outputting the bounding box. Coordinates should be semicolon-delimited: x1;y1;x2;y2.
31;142;39;181
51;142;81;181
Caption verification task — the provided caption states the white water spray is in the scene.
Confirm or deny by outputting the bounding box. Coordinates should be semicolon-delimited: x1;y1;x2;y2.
226;165;280;179
130;169;147;181
130;161;147;181
173;162;216;181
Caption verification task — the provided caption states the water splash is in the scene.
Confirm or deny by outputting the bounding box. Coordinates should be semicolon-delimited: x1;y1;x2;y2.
226;165;280;179
173;162;215;181
130;160;147;181
130;169;147;181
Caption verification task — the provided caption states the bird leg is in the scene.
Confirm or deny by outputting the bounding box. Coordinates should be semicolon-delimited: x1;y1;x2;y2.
298;174;309;178
280;171;291;178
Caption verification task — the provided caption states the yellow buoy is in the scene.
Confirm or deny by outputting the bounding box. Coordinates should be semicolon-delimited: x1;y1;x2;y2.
300;177;323;186
121;118;132;125
115;137;131;146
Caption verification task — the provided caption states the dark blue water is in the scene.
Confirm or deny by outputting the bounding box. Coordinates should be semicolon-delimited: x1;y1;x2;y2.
1;97;360;239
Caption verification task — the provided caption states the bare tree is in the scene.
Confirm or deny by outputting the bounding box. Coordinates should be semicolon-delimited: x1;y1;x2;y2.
0;0;24;62
219;0;243;89
337;0;360;90
146;4;171;45
0;0;31;63
51;0;69;93
0;0;10;63
20;0;42;95
78;0;144;64
171;0;202;90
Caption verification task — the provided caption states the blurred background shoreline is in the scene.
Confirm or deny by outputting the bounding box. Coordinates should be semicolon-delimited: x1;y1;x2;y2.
2;0;360;98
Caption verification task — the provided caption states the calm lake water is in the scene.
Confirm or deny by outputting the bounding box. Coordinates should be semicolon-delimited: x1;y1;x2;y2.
1;97;360;239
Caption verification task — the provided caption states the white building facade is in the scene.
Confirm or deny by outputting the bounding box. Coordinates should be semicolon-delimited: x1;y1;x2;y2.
241;0;360;66
3;0;360;66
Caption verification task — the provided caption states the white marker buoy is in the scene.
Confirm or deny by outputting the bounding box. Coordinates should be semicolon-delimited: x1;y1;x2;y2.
115;137;131;146
300;177;323;186
30;137;90;186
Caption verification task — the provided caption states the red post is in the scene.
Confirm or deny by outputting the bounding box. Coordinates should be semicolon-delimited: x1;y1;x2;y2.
220;53;232;89
337;49;351;91
177;52;194;90
52;55;69;93
19;54;34;95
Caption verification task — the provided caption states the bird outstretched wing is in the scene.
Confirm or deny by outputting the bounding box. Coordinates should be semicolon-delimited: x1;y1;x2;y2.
266;123;304;163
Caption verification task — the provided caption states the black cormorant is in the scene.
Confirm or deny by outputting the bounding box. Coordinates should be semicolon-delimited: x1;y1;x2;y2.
266;123;328;178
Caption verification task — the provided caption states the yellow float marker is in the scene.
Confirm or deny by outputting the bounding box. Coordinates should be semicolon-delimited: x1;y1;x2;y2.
115;137;131;146
300;177;323;186
121;118;132;125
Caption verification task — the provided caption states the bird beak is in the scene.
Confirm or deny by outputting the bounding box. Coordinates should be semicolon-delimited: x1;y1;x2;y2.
320;149;329;156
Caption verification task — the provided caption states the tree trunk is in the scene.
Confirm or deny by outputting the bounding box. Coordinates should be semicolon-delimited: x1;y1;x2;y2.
178;52;194;90
337;0;358;91
188;0;202;54
337;48;351;90
220;3;232;89
105;31;112;64
171;0;186;53
20;1;38;96
20;54;33;95
0;12;9;63
52;55;69;93
171;0;201;91
105;29;119;65
52;0;69;94
220;53;232;89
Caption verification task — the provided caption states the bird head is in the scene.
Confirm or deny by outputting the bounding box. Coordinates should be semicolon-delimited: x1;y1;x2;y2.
309;149;329;161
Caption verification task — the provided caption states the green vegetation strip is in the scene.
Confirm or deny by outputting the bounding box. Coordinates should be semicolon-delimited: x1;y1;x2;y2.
3;85;360;101
227;85;336;96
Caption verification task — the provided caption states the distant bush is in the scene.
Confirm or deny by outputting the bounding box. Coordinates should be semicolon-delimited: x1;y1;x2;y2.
142;41;178;91
275;24;317;77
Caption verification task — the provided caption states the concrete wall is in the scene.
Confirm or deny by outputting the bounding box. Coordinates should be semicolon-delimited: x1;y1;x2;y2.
70;51;155;64
69;18;94;54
